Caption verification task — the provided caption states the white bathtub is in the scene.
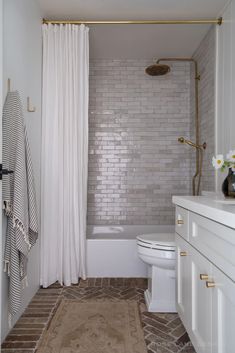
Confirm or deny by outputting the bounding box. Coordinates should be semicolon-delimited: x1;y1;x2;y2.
86;225;174;277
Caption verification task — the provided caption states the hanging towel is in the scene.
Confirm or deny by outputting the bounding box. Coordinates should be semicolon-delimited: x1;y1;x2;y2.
2;91;38;322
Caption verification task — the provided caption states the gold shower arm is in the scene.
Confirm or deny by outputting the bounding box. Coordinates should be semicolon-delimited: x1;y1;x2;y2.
156;58;200;80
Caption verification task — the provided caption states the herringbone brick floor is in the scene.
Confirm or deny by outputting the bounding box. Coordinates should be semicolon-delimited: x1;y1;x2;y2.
1;278;196;353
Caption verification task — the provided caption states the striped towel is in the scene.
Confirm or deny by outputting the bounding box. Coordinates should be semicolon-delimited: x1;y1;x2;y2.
2;91;38;322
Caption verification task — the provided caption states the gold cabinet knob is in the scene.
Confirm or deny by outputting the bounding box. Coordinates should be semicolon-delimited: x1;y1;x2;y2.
200;274;209;280
176;219;184;225
180;251;187;256
206;281;215;288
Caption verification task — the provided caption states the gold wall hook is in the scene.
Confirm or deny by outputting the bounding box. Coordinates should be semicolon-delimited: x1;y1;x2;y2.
27;97;36;112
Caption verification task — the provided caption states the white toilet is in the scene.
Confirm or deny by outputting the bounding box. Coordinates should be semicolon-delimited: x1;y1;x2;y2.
137;233;176;313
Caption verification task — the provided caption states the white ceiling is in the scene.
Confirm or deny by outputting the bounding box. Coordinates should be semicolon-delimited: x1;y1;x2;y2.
88;24;210;59
37;0;228;59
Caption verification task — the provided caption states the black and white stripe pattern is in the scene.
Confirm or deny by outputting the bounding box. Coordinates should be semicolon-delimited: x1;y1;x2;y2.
2;91;38;321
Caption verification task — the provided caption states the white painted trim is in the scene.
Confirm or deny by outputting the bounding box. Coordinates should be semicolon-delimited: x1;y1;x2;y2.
0;0;3;343
215;21;220;192
214;0;235;194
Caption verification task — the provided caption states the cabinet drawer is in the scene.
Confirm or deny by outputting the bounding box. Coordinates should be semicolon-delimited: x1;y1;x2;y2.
189;212;235;282
175;206;189;240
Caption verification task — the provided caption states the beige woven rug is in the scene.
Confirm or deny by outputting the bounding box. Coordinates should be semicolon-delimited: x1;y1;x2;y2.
37;300;147;353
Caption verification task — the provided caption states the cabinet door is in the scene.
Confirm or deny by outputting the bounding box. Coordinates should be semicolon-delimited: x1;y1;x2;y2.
211;265;235;353
175;234;191;331
190;246;213;353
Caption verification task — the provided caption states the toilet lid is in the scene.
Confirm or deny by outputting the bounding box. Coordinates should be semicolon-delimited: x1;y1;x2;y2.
137;233;175;250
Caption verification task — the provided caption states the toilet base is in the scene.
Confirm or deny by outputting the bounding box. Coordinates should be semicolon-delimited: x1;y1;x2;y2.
145;265;176;313
144;289;176;312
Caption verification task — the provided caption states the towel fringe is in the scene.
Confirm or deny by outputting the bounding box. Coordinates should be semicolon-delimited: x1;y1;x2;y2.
22;276;29;289
12;216;31;250
3;201;31;250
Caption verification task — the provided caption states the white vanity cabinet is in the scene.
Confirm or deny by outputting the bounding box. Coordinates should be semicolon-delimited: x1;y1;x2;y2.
173;197;235;353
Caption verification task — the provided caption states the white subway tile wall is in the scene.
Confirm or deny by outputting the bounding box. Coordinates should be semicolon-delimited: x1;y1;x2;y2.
191;27;215;192
88;60;192;225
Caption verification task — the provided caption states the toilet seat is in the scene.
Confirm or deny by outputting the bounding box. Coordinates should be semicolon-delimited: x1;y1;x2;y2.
137;233;175;251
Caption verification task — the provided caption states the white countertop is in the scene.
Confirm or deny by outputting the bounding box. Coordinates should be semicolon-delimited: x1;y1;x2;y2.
172;195;235;229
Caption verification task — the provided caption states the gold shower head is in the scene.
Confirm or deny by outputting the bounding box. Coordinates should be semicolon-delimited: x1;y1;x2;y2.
145;63;171;76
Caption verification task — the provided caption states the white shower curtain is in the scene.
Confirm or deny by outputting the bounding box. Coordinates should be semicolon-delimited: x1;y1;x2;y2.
40;24;89;287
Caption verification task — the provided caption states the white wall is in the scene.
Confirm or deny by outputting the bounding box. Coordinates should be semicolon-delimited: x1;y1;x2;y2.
216;0;235;191
1;0;42;341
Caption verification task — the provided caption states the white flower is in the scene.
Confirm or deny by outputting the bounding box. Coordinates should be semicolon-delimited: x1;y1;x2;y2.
212;154;224;169
226;150;235;162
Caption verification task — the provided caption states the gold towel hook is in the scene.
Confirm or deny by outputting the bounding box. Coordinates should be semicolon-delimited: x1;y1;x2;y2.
27;97;36;113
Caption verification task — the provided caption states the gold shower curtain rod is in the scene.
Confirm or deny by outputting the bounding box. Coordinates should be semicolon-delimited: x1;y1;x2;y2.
43;18;223;25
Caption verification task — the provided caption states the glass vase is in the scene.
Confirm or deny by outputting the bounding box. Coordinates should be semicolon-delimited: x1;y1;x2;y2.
222;168;235;198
